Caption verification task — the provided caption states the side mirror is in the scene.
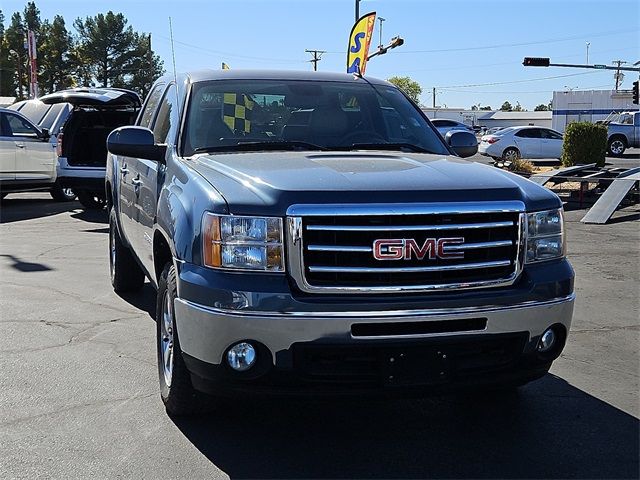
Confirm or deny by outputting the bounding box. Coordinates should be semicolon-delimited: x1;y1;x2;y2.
445;130;478;158
107;126;166;163
39;128;50;141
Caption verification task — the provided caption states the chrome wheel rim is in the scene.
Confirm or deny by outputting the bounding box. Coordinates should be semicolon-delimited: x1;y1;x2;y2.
610;140;624;155
160;291;174;387
62;188;75;199
504;149;519;161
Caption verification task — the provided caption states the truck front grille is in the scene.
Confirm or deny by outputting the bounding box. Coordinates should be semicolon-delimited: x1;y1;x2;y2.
287;203;525;293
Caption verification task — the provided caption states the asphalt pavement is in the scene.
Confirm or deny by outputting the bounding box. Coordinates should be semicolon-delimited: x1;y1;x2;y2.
0;192;638;479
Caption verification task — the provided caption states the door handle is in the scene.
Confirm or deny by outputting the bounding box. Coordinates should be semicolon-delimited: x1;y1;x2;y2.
15;144;25;149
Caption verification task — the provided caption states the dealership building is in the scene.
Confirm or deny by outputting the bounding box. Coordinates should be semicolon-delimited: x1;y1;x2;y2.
551;89;639;132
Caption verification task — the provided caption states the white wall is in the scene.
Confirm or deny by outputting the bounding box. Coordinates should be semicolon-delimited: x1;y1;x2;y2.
552;89;639;132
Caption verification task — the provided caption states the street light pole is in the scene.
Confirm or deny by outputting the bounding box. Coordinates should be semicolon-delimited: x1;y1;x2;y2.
355;0;361;21
378;17;386;48
586;42;590;64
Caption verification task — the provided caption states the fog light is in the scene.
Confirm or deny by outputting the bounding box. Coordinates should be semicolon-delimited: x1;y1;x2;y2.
537;328;556;353
227;342;256;371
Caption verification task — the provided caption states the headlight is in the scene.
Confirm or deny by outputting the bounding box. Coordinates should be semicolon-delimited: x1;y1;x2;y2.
202;213;284;271
525;209;565;263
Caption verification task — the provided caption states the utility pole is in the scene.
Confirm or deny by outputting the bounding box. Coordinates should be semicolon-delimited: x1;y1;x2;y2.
355;0;361;21
586;42;590;64
432;87;436;108
305;49;325;72
613;60;626;91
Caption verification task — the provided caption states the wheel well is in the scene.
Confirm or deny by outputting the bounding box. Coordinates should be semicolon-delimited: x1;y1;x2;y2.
153;232;173;282
608;135;627;145
503;146;519;155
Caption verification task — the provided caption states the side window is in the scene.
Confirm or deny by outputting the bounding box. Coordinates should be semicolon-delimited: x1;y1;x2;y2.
5;113;39;137
152;84;179;144
138;83;166;128
542;129;563;140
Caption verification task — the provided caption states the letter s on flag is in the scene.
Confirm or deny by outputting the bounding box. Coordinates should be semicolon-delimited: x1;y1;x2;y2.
347;12;376;74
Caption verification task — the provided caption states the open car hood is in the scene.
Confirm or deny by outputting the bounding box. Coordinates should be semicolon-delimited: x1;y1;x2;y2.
39;87;141;108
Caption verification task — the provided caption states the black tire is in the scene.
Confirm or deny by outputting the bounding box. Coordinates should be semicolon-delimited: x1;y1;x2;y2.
77;190;106;210
607;137;626;157
502;147;520;161
49;181;76;202
157;263;207;416
109;208;145;293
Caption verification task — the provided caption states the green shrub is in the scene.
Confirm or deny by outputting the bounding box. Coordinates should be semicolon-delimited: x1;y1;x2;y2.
561;122;607;167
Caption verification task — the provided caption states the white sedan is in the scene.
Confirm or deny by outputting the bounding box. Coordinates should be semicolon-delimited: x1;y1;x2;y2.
478;126;564;161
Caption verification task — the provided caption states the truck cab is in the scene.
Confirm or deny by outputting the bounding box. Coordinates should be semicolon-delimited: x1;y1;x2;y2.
607;110;640;156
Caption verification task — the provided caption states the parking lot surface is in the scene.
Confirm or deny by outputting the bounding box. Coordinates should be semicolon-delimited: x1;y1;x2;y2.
1;193;638;479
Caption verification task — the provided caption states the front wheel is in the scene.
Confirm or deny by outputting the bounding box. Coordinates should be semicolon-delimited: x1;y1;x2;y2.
157;263;208;416
76;190;106;210
607;137;626;157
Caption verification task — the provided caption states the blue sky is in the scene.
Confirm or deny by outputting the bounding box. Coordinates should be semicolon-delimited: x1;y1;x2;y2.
3;0;639;109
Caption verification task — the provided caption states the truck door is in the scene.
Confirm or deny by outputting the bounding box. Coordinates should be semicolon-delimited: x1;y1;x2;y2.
131;83;179;276
117;83;165;256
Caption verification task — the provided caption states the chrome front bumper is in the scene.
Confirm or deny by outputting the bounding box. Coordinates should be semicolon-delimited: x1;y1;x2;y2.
174;293;575;366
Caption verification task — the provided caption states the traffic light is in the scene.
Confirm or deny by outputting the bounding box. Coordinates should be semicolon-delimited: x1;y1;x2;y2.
633;80;639;105
523;57;550;67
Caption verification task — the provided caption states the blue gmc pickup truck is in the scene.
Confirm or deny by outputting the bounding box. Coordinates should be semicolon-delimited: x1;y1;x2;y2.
106;70;574;416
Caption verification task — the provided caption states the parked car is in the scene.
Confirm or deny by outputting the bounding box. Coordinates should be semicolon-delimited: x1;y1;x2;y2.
479;126;564;161
0;107;74;201
430;118;474;136
607;111;639;156
106;69;573;416
16;88;141;209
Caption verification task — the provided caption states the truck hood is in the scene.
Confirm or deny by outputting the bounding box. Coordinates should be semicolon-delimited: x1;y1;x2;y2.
190;151;560;215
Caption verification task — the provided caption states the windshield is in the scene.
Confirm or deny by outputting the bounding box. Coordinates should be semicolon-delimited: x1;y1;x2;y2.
182;79;449;156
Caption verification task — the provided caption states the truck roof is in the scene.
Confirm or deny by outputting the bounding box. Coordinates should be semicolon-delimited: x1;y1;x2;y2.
160;69;393;86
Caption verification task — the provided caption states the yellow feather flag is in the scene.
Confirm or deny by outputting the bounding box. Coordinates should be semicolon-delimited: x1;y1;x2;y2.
347;12;376;75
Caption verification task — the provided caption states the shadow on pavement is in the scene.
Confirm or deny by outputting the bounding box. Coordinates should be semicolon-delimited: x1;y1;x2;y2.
173;375;639;479
0;196;79;224
116;282;156;320
70;209;108;224
0;254;53;272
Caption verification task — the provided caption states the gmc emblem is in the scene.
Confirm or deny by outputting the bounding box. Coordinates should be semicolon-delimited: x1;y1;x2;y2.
373;237;465;260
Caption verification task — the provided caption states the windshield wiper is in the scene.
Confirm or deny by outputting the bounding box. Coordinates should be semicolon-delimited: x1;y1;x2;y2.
194;140;327;153
341;142;434;154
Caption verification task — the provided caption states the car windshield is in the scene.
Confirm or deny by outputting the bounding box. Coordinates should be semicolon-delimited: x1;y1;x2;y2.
182;79;449;156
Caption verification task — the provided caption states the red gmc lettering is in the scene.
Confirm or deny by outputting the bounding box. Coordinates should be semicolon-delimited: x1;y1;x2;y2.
373;239;405;260
405;238;436;260
437;237;465;259
373;237;465;260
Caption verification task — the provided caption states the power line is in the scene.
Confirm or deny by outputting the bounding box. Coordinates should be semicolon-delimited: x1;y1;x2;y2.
395;28;639;54
155;34;305;64
322;27;639;56
436;70;603;89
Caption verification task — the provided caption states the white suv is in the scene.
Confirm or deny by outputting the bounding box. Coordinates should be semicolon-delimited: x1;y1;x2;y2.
0;107;74;201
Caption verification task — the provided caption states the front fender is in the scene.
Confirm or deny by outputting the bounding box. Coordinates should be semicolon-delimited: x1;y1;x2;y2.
155;159;228;267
